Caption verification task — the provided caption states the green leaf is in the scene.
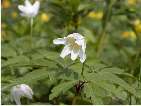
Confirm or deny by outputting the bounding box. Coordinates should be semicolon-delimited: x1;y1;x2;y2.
15;69;49;84
84;83;95;99
114;87;127;100
84;71;136;96
49;80;77;100
93;97;103;105
2;45;17;58
38;50;59;60
78;3;95;11
69;0;80;12
2;55;30;68
91;81;116;96
2;69;49;91
84;83;104;104
57;69;80;80
100;67;124;74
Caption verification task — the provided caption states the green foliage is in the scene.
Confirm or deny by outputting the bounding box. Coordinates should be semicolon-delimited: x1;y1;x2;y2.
2;69;49;91
49;80;77;100
82;66;137;104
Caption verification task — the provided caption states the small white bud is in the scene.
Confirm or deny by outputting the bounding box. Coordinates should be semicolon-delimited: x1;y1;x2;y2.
11;84;33;105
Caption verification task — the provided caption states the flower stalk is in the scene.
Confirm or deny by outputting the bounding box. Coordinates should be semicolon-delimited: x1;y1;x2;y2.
97;0;116;57
30;18;33;49
81;62;85;79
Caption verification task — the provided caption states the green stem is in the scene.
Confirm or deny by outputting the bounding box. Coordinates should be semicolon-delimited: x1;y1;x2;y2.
130;22;141;87
96;28;107;57
139;65;141;87
97;0;116;57
81;62;85;79
30;18;33;49
29;18;33;66
129;93;132;105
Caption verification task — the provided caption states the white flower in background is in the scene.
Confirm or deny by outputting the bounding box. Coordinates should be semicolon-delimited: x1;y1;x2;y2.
53;33;86;63
18;0;40;18
11;84;33;105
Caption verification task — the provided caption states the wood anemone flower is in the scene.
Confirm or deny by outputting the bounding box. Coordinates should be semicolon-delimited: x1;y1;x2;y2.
18;0;40;18
53;33;86;63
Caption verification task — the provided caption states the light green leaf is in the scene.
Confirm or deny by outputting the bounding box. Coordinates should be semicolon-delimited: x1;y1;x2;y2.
2;45;17;58
2;55;30;68
49;80;77;100
84;83;104;104
85;71;136;96
100;67;124;74
2;69;49;91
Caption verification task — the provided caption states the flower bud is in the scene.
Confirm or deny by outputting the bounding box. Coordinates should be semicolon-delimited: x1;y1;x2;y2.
11;84;33;105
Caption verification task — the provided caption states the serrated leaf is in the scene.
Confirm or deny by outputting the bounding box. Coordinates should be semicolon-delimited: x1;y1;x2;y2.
84;71;136;96
49;80;77;100
38;50;59;60
2;45;17;58
2;55;30;68
2;69;49;91
84;83;104;104
16;69;49;84
57;68;80;80
85;62;106;71
114;87;127;100
100;67;124;74
91;81;116;96
84;83;95;99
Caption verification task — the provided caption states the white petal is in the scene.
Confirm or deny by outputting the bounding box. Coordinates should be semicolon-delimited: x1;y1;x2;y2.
82;39;86;52
75;39;84;46
71;49;79;61
24;92;33;99
11;84;33;105
60;45;71;58
14;93;21;105
20;13;26;17
68;33;85;46
67;33;74;38
10;88;15;102
20;84;33;99
11;89;21;105
53;38;66;45
33;1;40;15
74;33;84;38
24;90;33;99
79;48;86;63
71;33;84;40
18;5;26;12
25;0;32;7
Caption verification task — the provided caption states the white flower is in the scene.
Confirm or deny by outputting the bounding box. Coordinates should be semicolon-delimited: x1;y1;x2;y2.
18;0;40;18
53;33;86;63
10;84;33;105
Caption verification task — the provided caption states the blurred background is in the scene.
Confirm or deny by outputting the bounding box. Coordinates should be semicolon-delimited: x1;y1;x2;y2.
2;0;141;69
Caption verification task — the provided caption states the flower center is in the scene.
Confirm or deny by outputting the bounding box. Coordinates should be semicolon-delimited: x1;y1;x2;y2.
66;37;75;44
66;37;80;51
72;44;80;52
